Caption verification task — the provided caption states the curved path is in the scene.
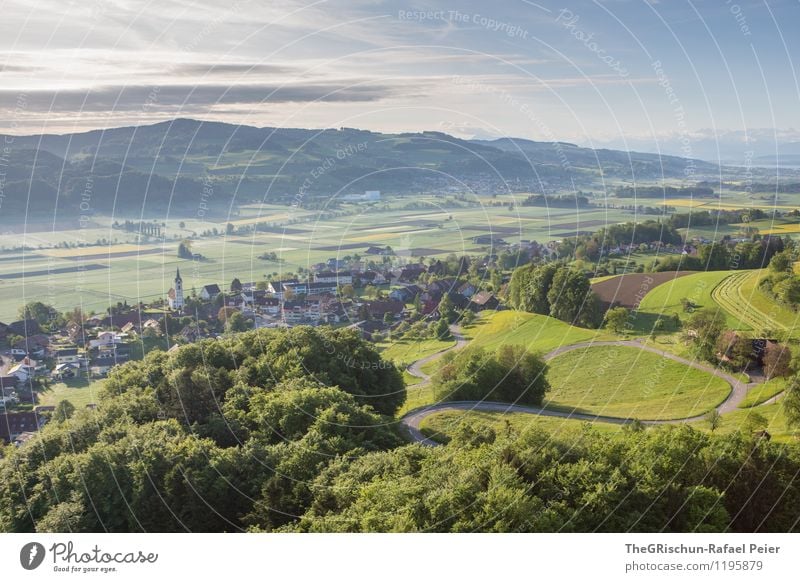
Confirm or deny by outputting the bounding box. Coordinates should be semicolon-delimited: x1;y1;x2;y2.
401;337;770;446
406;325;468;386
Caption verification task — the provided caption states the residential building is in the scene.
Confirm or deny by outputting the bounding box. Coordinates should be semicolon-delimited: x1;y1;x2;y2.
200;283;222;301
313;271;353;285
0;411;45;444
469;291;500;311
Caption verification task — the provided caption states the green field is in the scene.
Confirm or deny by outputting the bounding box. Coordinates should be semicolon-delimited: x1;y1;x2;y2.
736;269;800;336
466;310;615;353
418;409;622;444
38;379;104;409
379;338;455;368
711;402;796;443
738;378;788;408
635;270;750;331
544;346;731;420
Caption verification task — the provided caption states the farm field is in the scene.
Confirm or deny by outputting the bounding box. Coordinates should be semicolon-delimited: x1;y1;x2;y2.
634;270;750;331
0;204;637;321
591;271;693;310
544;346;731;420
418;409;622;444
711;270;787;333
735;269;800;335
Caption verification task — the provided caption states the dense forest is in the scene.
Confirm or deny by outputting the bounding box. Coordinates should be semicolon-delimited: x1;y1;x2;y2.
2;326;799;533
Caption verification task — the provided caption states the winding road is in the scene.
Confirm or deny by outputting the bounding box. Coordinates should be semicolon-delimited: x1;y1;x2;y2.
406;325;468;386
400;334;779;446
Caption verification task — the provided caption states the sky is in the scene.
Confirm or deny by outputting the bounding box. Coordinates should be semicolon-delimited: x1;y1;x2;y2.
1;0;799;160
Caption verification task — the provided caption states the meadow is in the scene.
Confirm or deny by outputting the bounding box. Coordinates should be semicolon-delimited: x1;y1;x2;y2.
543;345;731;420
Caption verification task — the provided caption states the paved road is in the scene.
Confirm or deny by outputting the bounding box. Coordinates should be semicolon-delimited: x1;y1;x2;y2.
400;338;773;446
406;325;468;386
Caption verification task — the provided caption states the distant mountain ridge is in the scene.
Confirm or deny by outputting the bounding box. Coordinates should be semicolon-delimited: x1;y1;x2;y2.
0;118;725;218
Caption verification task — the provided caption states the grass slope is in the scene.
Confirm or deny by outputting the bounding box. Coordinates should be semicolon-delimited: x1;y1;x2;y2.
466;310;615;354
738;377;788;408
544;346;731;420
379;338;455;368
636;270;750;331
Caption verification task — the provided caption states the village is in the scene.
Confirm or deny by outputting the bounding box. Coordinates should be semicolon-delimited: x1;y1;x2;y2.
0;240;538;446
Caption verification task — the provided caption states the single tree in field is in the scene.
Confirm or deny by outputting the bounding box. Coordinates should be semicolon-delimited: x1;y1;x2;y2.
705;409;722;432
230;278;243;293
603;307;630;334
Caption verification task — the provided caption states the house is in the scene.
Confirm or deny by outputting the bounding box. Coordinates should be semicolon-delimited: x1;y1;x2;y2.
313;271;353;285
365;300;404;320
120;322;138;336
89;330;120;349
267;279;300;299
53;362;80;380
7;358;38;383
389;285;422;303
326;258;348;270
469;291;500;311
273;281;338;298
143;319;162;334
458;281;477;298
356;270;386;286
281;300;321;324
11;334;49;358
200;284;222;301
426;278;457;299
256;296;281;315
0;411;45;444
394;263;426;282
55;347;82;366
89;346;131;377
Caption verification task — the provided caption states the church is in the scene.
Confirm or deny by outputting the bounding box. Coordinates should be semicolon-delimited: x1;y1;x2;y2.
167;268;185;310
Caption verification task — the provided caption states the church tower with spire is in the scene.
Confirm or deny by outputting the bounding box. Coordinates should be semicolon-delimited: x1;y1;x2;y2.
168;268;185;310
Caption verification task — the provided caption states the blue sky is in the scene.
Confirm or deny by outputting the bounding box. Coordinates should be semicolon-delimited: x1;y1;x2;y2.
0;0;798;158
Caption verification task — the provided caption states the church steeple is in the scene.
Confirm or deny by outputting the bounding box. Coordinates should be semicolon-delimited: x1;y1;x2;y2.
169;267;185;310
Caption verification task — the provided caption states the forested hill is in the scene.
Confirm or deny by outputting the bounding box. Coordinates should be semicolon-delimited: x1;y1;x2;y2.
0;118;721;218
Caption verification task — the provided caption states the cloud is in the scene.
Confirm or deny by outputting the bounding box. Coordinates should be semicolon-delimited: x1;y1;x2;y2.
0;82;395;113
168;62;297;76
